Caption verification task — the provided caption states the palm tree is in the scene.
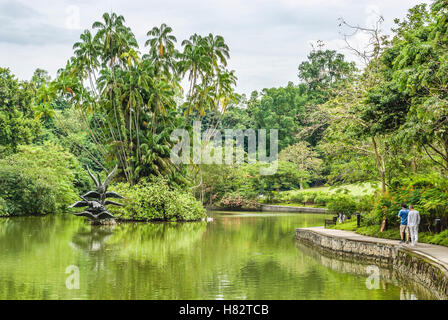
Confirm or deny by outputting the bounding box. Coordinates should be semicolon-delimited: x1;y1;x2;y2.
92;12;138;68
72;30;101;95
145;24;178;77
145;23;177;58
203;33;230;71
51;12;237;187
179;34;214;115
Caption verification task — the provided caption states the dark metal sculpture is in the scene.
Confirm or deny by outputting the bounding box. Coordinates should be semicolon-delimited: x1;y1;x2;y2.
69;166;124;223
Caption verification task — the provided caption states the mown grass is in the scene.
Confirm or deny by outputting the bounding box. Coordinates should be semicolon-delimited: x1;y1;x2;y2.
304;182;380;196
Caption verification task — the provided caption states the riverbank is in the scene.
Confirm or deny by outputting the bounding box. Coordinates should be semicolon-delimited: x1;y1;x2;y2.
261;204;327;213
207;204;327;213
295;227;448;299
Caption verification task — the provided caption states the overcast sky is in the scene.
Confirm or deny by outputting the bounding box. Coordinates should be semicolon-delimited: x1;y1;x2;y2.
0;0;431;94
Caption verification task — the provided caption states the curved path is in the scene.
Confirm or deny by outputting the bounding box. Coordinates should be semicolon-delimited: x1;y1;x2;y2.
299;226;448;271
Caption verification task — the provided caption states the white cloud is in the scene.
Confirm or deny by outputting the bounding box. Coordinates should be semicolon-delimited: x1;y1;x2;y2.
0;0;432;93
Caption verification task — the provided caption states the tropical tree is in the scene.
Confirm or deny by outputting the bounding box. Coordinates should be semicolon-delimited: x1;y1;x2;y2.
45;12;237;189
0;68;41;155
279;141;322;189
145;23;178;76
385;1;448;172
298;44;357;101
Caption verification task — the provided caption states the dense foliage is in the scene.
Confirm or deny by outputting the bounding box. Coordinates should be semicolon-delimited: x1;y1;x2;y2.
1;1;448;239
109;177;206;221
207;1;448;239
0;144;90;216
0;68;41;155
51;13;237;186
363;175;448;230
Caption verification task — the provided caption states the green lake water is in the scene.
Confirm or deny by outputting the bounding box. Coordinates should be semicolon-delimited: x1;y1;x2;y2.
0;211;437;300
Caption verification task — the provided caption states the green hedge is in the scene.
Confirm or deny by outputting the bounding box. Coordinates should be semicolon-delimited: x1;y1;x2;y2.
109;177;206;222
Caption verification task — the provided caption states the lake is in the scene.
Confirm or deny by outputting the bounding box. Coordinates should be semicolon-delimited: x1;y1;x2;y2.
0;211;437;299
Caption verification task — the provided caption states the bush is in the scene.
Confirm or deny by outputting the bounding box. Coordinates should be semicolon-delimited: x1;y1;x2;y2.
165;193;207;221
109;177;206;221
289;191;305;204
303;192;317;204
368;174;448;228
314;192;329;206
219;192;260;210
420;230;448;247
0;197;8;216
356;195;374;214
0;144;85;216
326;194;357;217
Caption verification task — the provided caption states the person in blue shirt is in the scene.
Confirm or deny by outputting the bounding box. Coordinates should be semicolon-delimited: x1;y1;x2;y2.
398;203;410;244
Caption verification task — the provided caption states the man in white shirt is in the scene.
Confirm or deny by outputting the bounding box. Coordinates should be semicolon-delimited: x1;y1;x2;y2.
407;205;421;246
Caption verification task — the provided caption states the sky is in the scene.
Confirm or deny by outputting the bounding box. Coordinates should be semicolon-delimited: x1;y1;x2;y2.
0;0;431;94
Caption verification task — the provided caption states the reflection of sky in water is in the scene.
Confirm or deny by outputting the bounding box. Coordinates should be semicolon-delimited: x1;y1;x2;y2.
0;213;440;300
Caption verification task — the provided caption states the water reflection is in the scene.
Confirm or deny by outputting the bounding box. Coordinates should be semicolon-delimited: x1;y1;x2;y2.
295;242;438;300
70;225;115;253
0;213;440;300
70;225;116;272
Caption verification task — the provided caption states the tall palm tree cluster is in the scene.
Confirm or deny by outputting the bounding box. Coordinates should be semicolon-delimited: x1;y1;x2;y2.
47;13;237;185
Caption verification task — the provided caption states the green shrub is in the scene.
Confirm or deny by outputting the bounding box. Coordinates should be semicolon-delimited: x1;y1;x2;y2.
0;144;83;216
289;191;305;204
219;192;260;210
420;230;448;247
303;192;317;204
165;193;207;221
0;197;8;216
109;177;206;221
326;194;357;217
314;192;329;206
268;191;281;204
356;195;374;214
272;191;291;204
368;174;448;228
0;168;56;216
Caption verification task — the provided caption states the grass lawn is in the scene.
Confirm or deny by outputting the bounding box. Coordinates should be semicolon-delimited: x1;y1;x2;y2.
304;182;380;196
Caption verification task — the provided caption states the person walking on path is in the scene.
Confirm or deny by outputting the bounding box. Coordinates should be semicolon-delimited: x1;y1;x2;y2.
398;204;410;244
408;205;421;246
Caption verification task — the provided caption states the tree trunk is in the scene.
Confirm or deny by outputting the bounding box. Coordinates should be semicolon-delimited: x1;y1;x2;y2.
411;157;417;174
372;137;386;193
200;174;204;205
443;138;448;171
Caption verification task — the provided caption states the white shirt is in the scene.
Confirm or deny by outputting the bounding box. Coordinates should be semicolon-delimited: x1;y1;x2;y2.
408;210;421;227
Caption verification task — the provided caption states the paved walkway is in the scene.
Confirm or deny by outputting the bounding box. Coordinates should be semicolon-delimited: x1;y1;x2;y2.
300;226;448;271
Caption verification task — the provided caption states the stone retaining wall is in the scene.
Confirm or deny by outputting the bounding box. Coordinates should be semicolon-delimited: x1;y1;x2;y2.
295;228;448;299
